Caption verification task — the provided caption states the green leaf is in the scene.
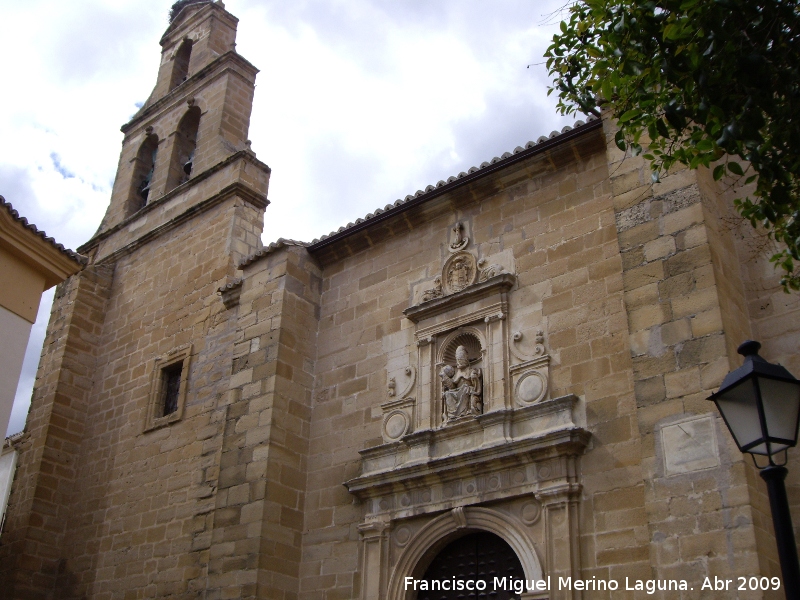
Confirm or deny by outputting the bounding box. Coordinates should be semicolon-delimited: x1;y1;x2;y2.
619;108;642;123
545;0;800;292
727;162;744;176
695;139;713;152
615;130;627;152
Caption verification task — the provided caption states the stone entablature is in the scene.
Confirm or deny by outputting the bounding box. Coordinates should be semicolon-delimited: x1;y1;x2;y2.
82;152;269;262
346;395;589;521
405;272;515;323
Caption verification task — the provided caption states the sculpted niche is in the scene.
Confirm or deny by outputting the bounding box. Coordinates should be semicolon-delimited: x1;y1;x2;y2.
439;345;483;424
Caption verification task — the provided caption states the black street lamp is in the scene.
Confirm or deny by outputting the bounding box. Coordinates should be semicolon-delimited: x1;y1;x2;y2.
708;340;800;600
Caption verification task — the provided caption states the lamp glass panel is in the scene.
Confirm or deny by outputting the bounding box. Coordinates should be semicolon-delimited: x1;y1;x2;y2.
714;379;765;453
759;377;800;447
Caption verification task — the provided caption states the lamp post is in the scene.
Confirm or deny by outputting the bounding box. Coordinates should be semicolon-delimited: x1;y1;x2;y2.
708;340;800;599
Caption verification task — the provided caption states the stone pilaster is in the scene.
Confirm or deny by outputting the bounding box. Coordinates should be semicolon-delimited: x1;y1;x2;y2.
0;264;114;597
603;114;769;584
206;245;321;599
358;520;390;600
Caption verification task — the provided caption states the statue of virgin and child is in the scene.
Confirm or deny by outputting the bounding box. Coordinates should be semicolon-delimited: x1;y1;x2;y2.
439;345;483;424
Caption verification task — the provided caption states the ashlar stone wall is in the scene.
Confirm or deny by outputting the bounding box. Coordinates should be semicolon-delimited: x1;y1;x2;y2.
0;193;264;599
603;116;795;599
292;126;653;600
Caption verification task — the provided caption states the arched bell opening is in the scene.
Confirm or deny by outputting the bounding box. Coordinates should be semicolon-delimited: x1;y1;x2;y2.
169;38;193;90
167;105;201;192
126;133;159;216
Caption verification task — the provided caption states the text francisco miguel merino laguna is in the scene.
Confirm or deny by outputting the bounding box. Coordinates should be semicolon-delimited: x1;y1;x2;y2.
404;575;692;595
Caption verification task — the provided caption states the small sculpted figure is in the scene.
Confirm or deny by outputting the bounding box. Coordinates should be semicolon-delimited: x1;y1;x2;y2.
450;222;464;249
421;276;443;303
440;345;483;424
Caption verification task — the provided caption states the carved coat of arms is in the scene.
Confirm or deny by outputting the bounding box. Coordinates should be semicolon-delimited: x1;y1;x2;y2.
442;252;477;295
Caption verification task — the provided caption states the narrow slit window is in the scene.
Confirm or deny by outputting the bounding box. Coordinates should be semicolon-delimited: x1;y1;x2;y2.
161;361;183;416
145;345;191;431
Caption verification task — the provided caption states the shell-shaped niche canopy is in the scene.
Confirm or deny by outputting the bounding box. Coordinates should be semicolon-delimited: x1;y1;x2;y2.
442;332;483;367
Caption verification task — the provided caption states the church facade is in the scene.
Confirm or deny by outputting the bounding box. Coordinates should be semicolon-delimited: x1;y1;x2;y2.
2;2;799;599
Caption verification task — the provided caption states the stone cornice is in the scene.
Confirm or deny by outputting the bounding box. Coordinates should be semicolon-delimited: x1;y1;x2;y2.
345;395;589;499
79;151;269;255
162;2;236;46
403;273;516;323
122;51;258;135
307;119;603;255
82;180;267;264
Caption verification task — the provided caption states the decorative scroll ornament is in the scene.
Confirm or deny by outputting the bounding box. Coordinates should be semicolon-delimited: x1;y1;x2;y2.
449;221;469;252
509;330;550;406
509;330;546;362
478;263;505;283
397;366;416;398
381;366;417;442
420;277;443;303
440;345;483;424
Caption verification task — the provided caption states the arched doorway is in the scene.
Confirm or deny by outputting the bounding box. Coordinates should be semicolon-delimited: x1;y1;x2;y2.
417;531;524;600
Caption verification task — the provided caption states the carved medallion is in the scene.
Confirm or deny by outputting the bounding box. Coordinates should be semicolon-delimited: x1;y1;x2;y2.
384;411;410;440
394;526;412;546
515;371;547;404
520;500;542;525
442;251;477;295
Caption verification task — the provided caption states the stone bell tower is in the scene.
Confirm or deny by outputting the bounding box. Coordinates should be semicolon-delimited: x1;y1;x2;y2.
0;1;270;596
95;0;269;248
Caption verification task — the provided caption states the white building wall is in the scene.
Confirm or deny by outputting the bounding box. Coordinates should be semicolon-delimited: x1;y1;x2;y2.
0;305;33;438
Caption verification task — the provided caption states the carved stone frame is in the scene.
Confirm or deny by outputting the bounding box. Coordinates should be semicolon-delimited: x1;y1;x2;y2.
144;344;191;431
349;263;587;600
387;507;546;600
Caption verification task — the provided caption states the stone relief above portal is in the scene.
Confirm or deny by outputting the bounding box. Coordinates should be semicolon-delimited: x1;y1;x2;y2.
439;344;483;424
380;366;416;443
347;220;589;600
411;223;516;309
448;221;469;252
443;252;478;294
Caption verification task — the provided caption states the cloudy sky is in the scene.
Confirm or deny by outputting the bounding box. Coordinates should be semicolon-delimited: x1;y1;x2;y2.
2;0;582;436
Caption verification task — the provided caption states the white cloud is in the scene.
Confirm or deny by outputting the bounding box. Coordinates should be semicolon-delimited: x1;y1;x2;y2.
2;0;582;436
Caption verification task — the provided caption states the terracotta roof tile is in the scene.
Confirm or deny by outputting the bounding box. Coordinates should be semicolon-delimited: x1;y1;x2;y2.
0;196;87;266
239;116;599;266
308;117;596;246
237;238;308;269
